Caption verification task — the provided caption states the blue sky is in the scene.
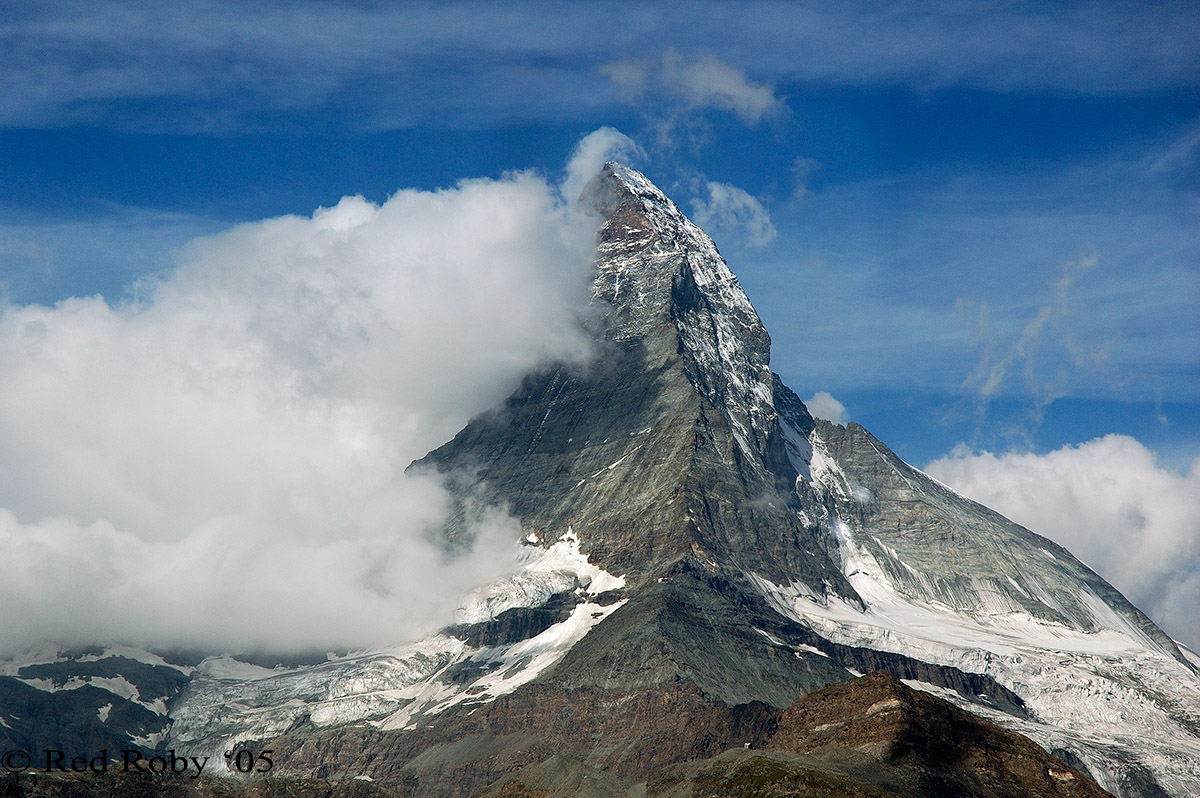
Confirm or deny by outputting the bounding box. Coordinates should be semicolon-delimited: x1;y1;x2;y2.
3;0;1196;465
2;1;1199;648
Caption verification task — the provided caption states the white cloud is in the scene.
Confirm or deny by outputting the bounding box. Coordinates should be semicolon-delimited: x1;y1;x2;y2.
0;167;599;653
4;3;1197;131
691;181;777;248
926;436;1200;651
561;126;644;205
804;391;848;425
603;47;783;127
658;47;782;124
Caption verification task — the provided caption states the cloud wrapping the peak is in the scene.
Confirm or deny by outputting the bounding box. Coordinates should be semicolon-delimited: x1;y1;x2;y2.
0;168;598;653
561;126;644;205
926;436;1200;651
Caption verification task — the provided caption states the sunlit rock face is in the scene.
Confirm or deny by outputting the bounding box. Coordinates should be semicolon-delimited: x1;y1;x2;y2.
6;164;1198;798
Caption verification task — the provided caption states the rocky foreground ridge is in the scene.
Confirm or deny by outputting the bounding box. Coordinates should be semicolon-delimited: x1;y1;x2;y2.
5;672;1108;797
3;164;1199;797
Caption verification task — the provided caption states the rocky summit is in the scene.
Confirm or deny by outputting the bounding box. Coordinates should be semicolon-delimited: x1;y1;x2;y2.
4;165;1199;797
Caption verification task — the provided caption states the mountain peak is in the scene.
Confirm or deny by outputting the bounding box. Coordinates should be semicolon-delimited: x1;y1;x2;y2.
418;162;853;600
589;162;753;302
402;165;1200;793
26;165;1195;798
586;163;779;465
600;161;671;204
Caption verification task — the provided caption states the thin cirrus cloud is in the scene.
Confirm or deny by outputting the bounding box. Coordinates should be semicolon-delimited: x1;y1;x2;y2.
956;248;1106;446
4;2;1197;131
0;142;616;654
760;137;1199;405
926;436;1200;652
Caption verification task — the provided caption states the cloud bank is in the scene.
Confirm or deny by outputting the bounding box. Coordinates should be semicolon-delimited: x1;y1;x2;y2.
0;162;602;654
926;436;1200;651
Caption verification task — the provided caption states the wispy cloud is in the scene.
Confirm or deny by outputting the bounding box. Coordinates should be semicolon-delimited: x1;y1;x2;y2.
561;127;645;204
758;141;1199;429
952;233;1184;448
1146;118;1200;175
790;156;820;201
6;1;1195;132
965;248;1099;402
690;181;777;248
604;47;784;126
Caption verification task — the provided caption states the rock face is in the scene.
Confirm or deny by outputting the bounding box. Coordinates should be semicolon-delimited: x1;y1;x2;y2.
419;164;857;601
5;164;1199;797
0;646;193;756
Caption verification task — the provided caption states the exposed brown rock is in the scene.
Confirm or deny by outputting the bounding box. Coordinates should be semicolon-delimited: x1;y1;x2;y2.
760;671;1109;797
262;680;776;796
250;670;1109;798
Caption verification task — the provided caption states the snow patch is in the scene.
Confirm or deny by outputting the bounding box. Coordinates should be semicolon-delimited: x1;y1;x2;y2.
1180;643;1200;670
456;529;625;624
778;413;813;482
169;527;627;756
87;676;141;703
19;677;65;693
195;656;288;681
445;600;625;704
807;434;851;499
130;731;164;749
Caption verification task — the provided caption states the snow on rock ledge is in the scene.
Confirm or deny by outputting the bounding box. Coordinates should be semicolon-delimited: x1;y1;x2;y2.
168;531;626;759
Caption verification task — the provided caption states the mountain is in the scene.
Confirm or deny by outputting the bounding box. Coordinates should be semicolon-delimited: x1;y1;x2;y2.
3;164;1198;797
